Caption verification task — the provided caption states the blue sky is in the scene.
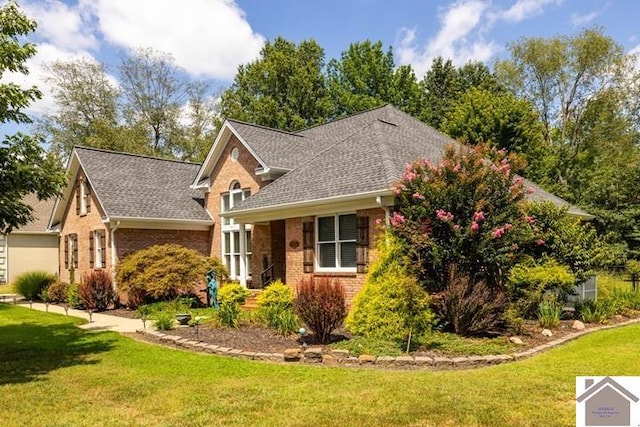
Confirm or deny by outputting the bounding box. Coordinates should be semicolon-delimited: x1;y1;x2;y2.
4;0;640;123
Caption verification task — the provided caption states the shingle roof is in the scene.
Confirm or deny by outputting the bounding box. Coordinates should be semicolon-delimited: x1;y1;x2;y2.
14;193;56;233
228;105;591;218
75;147;212;221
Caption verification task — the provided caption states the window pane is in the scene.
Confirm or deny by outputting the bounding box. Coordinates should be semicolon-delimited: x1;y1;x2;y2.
340;242;357;268
318;243;336;268
232;182;241;190
246;230;252;253
232;191;242;207
233;232;240;254
224;232;230;254
225;255;231;271
243;189;251;200
234;255;240;272
222;194;230;225
247;254;252;277
339;214;357;240
318;217;335;242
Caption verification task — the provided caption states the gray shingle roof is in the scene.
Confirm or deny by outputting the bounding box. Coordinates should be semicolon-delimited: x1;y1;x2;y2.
75;147;212;221
14;193;56;233
228;105;590;217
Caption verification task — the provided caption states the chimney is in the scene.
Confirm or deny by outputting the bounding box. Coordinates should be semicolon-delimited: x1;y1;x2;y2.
585;379;594;389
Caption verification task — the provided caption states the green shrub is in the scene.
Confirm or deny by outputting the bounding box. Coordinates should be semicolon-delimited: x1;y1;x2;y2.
217;301;241;328
13;271;56;300
609;288;640;311
295;276;346;344
347;233;434;344
507;260;575;318
257;280;299;335
257;280;293;310
116;244;224;308
153;311;174;330
575;299;614;324
218;283;251;305
47;281;69;303
626;260;640;284
79;270;114;311
66;283;84;309
504;306;525;335
331;336;402;357
537;297;562;328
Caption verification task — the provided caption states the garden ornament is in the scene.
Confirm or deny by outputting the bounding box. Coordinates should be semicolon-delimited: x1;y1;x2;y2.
206;269;219;309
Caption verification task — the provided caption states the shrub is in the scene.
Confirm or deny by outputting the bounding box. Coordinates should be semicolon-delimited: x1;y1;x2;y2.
257;280;298;335
347;232;434;344
434;266;507;336
218;283;251;305
13;271;56;300
575;299;614;324
66;283;84;309
609;288;640;311
47;281;69;303
295;276;346;344
537;297;562;328
154;311;174;330
507;260;575;318
626;260;640;286
116;244;224;307
79;270;114;311
217;301;241;328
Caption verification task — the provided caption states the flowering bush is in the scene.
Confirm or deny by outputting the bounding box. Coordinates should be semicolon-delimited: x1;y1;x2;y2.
392;143;544;293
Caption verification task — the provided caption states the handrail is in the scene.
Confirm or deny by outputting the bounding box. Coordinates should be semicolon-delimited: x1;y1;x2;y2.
260;263;276;288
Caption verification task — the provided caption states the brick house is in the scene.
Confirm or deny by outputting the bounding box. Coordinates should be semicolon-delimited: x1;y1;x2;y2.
48;147;214;285
193;105;590;301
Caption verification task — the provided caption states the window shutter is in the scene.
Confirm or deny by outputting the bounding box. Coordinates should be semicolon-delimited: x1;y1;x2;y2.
356;216;369;274
72;234;78;268
100;231;106;268
89;231;94;268
75;180;81;215
303;221;314;273
86;183;91;213
64;235;69;269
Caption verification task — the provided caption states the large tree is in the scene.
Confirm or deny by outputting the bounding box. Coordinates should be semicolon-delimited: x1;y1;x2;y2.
218;37;333;131
0;1;65;233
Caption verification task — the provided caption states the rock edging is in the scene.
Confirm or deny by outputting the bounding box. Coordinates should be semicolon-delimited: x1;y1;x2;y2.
136;318;640;370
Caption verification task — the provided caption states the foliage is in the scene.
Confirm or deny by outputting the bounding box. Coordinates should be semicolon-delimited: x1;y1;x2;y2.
216;301;241;328
392;143;542;292
13;271;56;300
626;260;640;282
507;260;575;318
257;280;299;335
116;244;220;308
65;283;84;309
418;332;515;356
47;281;69;303
153;311;174;331
295;276;346;344
537;297;562;328
346;232;434;343
0;1;65;234
218;283;251;305
78;270;114;311
608;288;640;311
434;267;508;336
218;37;333;131
331;336;402;357
574;299;615;324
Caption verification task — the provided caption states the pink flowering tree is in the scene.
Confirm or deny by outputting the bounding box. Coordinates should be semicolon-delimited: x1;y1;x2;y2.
392;143;544;293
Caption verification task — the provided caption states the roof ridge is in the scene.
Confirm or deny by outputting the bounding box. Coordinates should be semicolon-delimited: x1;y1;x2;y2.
298;103;391;132
74;146;201;166
226;119;305;138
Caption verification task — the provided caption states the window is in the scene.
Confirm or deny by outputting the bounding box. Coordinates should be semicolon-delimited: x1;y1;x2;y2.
316;214;357;270
221;182;252;280
64;233;78;269
76;178;90;216
90;230;106;269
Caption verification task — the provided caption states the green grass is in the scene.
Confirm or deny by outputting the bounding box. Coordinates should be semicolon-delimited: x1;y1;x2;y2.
1;304;640;426
597;271;633;296
419;332;516;356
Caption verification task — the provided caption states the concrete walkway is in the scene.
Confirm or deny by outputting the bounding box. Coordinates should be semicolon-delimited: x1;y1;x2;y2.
1;294;145;333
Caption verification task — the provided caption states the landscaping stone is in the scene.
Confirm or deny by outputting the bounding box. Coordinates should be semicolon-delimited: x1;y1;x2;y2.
331;349;350;359
358;354;376;365
376;356;395;365
269;353;284;362
322;354;340;365
253;352;272;361
541;329;553;337
468;355;485;364
215;346;232;354
345;356;360;365
509;336;524;345
394;356;415;366
452;356;470;366
239;351;256;359
228;349;243;355
433;356;453;366
303;347;323;363
284;348;302;362
414;356;433;366
572;320;586;330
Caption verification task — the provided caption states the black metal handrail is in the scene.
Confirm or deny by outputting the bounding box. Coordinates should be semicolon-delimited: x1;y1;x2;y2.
260;263;276;288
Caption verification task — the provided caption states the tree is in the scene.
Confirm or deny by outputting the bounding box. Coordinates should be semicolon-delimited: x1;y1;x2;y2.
0;1;65;234
419;57;461;129
218;37;333;131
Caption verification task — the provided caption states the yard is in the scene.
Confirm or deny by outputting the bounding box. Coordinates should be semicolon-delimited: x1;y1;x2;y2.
1;304;640;426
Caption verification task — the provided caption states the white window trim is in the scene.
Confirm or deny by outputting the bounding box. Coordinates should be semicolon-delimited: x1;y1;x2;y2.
220;182;252;281
79;180;88;215
315;213;357;273
94;230;103;268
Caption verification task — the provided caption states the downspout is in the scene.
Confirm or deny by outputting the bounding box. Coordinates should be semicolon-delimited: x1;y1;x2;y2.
110;220;121;290
376;196;391;226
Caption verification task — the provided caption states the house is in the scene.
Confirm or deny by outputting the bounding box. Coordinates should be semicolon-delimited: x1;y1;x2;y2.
577;376;639;426
0;194;58;284
48;147;214;286
193;104;590;301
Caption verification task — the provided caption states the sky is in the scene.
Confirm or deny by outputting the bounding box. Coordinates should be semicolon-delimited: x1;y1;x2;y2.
4;0;640;127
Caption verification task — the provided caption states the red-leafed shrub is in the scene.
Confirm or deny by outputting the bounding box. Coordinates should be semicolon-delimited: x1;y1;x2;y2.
295;276;346;344
79;270;114;311
47;281;70;303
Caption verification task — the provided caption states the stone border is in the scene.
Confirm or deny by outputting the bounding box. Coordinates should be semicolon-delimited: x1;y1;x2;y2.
136;318;640;370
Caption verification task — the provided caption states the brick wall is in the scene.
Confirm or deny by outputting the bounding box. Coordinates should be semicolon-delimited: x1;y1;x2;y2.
115;228;210;261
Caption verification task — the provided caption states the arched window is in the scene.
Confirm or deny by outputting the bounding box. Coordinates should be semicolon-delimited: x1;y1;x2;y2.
221;181;252;280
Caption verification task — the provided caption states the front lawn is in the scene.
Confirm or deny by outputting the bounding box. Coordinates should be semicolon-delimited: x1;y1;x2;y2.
1;305;640;426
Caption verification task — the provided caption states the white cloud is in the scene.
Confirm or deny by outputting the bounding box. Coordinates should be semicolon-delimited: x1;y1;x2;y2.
86;0;265;80
570;11;599;27
500;0;563;22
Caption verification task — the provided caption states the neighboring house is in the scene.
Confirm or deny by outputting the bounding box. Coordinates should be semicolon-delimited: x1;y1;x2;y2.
193;104;590;301
0;194;58;284
48;147;214;286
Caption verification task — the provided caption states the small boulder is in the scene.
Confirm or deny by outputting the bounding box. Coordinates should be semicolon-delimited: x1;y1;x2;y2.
509;336;524;345
541;329;553;337
284;348;302;362
572;320;586;330
358;354;376;365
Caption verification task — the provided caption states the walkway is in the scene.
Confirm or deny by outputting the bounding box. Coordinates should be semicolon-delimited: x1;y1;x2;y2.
0;294;144;333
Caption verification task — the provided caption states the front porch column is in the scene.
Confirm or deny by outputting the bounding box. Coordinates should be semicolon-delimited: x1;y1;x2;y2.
238;222;247;287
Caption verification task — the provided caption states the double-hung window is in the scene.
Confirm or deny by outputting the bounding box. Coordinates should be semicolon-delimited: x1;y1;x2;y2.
221;182;252;280
316;214;357;271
